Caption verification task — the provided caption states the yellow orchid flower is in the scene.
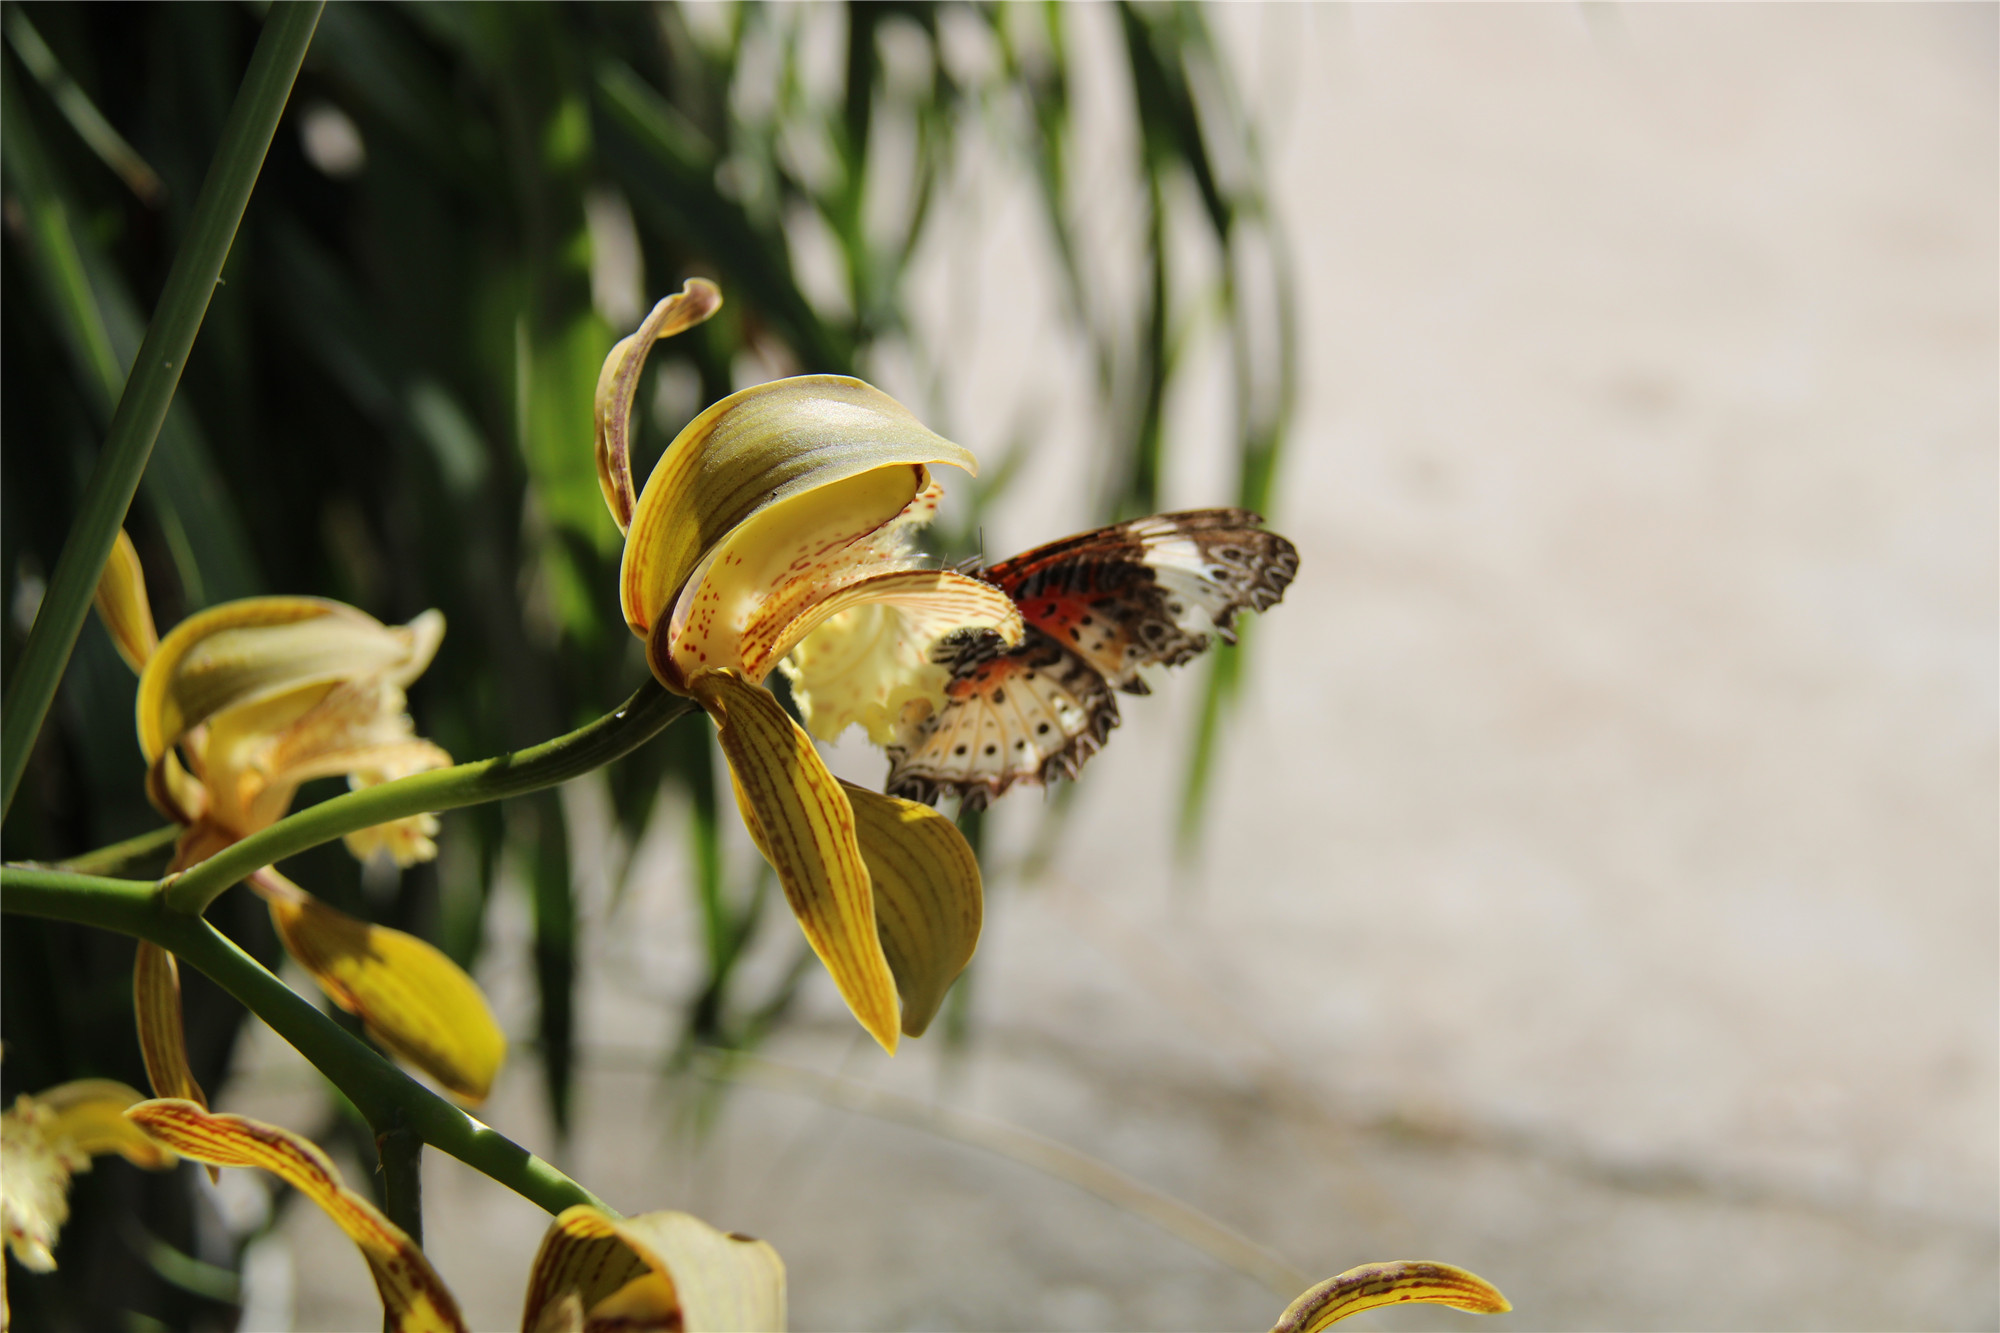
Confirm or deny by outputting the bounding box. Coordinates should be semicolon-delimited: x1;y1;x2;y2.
127;1100;785;1333
2;1080;175;1330
596;281;1022;1051
94;532;504;1107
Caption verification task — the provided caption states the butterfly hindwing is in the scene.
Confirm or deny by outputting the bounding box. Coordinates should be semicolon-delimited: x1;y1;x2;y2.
884;509;1297;808
884;629;1118;811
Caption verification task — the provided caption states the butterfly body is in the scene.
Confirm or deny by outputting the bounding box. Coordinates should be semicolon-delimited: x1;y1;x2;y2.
885;508;1298;810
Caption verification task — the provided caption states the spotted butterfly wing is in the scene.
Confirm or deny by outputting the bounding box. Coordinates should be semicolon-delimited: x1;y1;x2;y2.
884;508;1298;809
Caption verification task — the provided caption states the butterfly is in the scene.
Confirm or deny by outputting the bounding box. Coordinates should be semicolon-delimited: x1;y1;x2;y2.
884;508;1299;810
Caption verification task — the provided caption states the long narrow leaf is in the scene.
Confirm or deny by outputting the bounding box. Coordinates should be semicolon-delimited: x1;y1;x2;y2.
0;1;321;818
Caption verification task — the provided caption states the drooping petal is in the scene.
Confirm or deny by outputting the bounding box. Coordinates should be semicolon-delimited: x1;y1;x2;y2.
93;528;158;673
253;872;505;1103
661;466;938;685
137;599;440;763
595;278;723;534
764;568;1022;724
521;1204;785;1333
35;1080;176;1169
842;782;982;1038
694;669;900;1052
1271;1262;1512;1332
621;375;977;642
126;1100;467;1333
133;943;206;1109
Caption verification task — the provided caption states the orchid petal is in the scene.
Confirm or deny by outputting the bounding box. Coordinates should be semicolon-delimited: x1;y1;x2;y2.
188;669;449;843
148;750;207;824
661;464;928;685
595;278;723;534
761;567;1021;698
137;598;440;762
253;872;505;1103
133;943;205;1109
34;1080;176;1169
521;1204;785;1333
694;669;900;1052
841;782;982;1037
93;529;158;673
1271;1262;1512;1332
127;1100;467;1333
620;375;976;640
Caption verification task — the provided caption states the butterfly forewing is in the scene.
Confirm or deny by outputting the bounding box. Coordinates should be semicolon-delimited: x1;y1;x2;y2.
884;509;1297;808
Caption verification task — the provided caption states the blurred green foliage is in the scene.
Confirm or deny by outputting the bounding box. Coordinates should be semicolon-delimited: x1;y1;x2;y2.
0;3;1290;1326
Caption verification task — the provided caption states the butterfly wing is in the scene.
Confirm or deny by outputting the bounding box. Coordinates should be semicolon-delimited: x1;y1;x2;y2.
884;509;1297;808
884;628;1118;811
991;508;1299;692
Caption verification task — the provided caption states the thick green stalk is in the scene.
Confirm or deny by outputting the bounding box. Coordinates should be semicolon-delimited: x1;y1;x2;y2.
0;865;611;1219
165;682;694;916
376;1117;426;1248
0;2;322;820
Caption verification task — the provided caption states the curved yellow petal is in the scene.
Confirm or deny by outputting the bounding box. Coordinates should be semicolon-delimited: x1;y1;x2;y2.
127;1100;467;1333
760;567;1021;696
841;782;982;1038
695;670;900;1052
620;375;976;639
661;464;927;686
137;599;438;762
254;873;505;1103
93;528;158;673
1271;1262;1512;1332
149;752;209;826
133;942;205;1109
595;278;723;534
37;1080;176;1169
522;1205;785;1333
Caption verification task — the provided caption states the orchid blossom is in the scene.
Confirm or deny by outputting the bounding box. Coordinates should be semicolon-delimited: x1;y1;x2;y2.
2;1080;174;1329
595;281;1022;1051
127;1099;784;1333
94;532;504;1106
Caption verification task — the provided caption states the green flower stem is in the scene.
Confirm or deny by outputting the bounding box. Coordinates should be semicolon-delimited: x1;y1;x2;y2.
377;1116;426;1249
0;864;613;1220
57;824;182;876
0;0;323;821
165;681;695;916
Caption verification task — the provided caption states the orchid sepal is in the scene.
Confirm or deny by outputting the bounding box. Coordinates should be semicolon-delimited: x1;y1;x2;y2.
620;374;977;641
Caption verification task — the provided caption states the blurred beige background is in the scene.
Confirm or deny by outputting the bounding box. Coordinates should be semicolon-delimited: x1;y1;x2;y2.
230;6;1996;1329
